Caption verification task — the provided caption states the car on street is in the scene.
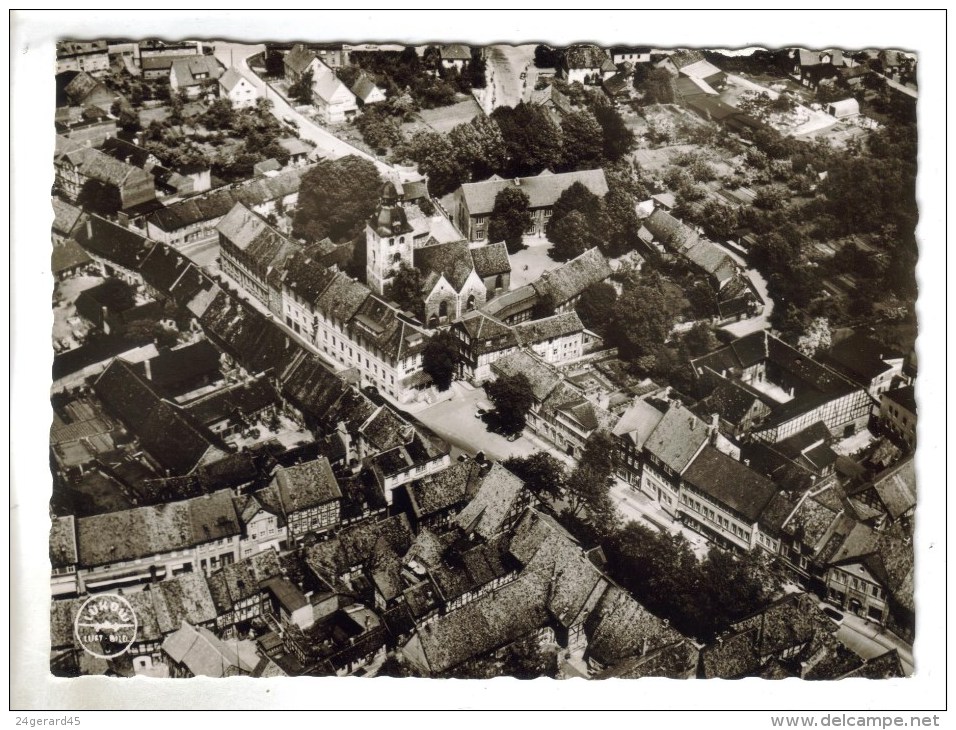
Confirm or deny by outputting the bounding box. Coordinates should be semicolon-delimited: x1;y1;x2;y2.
821;605;845;625
506;431;521;442
475;400;493;419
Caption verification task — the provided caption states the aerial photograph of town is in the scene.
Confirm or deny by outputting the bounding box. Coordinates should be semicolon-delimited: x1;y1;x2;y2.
47;35;920;684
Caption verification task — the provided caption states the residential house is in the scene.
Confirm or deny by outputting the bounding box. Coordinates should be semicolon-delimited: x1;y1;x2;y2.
162;621;260;677
679;446;779;551
310;63;358;123
262;457;343;541
827;98;860;119
350;72;386;106
169;56;225;100
602;72;632;102
609;46;652;66
283;44;323;85
453;310;523;383
879;385;917;451
93;358;228;476
559;44;617;85
611;398;665;488
845;457;916;528
206;549;283;629
56;41;110;76
640;402;711;516
54;138;156;210
277;137;314;167
392;459;484;532
54;106;119;148
141;165;313;248
513;312;587;365
531;247;613;314
181;375;279;438
659;49;727;89
439;45;472;71
71;489;242;593
216;202;302;310
443;168;609;242
791;48;846;89
529;83;573;126
365;432;451;505
691;331;872;443
454;462;533;541
56;71;116;112
218;67;259;109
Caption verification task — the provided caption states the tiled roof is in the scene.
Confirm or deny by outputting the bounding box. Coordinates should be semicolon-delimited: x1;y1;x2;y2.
138;242;192;293
135;339;221;393
596;639;699;679
207;549;282;613
612;398;665;445
513;311;584;346
414;240;474;292
305;514;413;581
284;44;317;75
693;377;767;428
162;621;258;677
533;247;612;306
643;404;710;474
457;311;519;355
699;627;761;678
359;405;413;453
76;489;239;568
52;198;84;237
171;56;223;87
218;67;246;93
50;515;78;569
277;352;350;422
348;295;428;362
683;446;778;523
93;359;221;475
440;44;471;61
469;241;511;278
563;44;612;70
312;69;354;105
478;284;539;320
351;73;382;102
872;458;916;520
841;649;905;679
585;585;683;667
314;272;370;324
217;203;301;273
490;349;562;402
454;463;527;541
51;237;92;275
827;332;900;384
271;457;342;513
883;385;916;414
459;169;609;217
405;460;482;519
150;573;218;634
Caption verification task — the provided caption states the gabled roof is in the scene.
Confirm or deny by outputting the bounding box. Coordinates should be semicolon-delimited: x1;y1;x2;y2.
612;398;665;446
349;295;429;361
270;457;342;514
171;56;223;87
135;340;221;392
162;621;258;677
440;44;471;61
277;352;350;421
351;73;383;102
404;460;483;520
490;349;562;402
218;67;248;92
312;69;355;105
93;358;221;475
533;247;612;306
871;458;916;520
52;237;92;275
76;490;240;568
305;514;413;581
827;332;901;384
469;241;511;278
563;44;612;70
216;202;301;273
50;515;78;569
151;572;218;633
584;584;683;667
643;404;710;474
454;463;527;541
513;311;584;347
456;310;518;353
458;169;609;217
683;446;778;523
207;549;282;613
414;240;475;292
52;198;84;237
284;44;317;74
359;404;413;453
883;385;916;414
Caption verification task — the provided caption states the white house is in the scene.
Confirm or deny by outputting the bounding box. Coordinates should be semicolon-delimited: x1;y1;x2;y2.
827;98;860;118
311;64;358;123
219;67;259;109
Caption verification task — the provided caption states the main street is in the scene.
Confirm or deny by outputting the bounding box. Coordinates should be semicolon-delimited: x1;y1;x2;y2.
212;41;401;178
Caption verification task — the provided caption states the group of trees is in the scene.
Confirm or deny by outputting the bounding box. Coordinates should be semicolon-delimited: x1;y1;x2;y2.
487;187;532;253
485;372;535;435
288;70;314;106
349;48;463;110
545;177;642;261
292;156;384;243
603;522;776;642
400;94;635;198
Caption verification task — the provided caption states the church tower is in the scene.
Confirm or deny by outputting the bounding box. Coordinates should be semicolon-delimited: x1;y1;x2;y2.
366;182;415;295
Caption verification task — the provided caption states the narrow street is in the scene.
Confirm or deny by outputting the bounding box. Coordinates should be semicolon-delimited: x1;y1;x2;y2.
711;239;775;338
609;480;711;559
479;44;536;112
212;41;400;178
835;611;915;675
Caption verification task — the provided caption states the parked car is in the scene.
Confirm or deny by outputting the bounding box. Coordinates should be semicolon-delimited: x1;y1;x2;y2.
506;431;521;442
821;605;845;625
475;400;493;419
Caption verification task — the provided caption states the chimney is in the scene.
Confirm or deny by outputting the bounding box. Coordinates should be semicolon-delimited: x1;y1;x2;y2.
86;219;93;238
143;357;152;381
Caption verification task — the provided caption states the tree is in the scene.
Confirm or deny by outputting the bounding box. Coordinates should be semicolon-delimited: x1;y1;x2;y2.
534;45;562;69
503;452;567;502
490;102;563;177
386;263;424;313
638;68;675;105
292;156;384;242
264;48;285;78
592;102;635;161
289;69;314;106
485;372;534;435
422;330;458;392
547;210;597;262
77;179;122;218
487;187;531;253
201;97;237;131
448;116;507;181
400;130;467;197
610;272;683;362
682;322;720;357
560;110;604;171
564;430;619;533
796;317;832;357
122;319;179;349
602;186;642;256
576;281;617;337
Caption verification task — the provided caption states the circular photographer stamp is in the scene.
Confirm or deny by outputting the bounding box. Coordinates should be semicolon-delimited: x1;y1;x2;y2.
73;593;138;659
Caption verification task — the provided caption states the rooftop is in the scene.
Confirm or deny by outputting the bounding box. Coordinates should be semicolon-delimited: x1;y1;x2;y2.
459;169;609;217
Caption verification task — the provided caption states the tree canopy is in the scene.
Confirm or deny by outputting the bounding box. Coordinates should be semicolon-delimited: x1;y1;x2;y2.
292;156;384;243
386;263;424;314
485;372;534;435
502;451;567;503
487;187;532;253
422;330;458;392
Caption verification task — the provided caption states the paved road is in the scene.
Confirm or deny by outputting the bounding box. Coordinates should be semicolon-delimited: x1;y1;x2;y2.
609;480;711;559
482;44;536;112
212;41;401;178
835;610;915;675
